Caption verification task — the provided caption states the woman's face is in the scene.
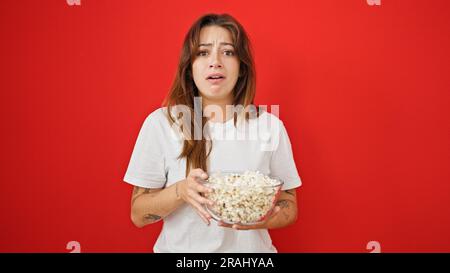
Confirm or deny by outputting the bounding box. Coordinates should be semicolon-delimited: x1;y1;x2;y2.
192;26;240;104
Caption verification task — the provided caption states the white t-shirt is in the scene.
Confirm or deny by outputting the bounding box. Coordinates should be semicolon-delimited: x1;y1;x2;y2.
123;107;302;253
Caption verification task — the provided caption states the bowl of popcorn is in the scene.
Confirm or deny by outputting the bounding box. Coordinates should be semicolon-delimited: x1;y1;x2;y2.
202;170;284;225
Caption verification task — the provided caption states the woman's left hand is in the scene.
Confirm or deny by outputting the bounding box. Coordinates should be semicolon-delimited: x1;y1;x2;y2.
217;206;281;230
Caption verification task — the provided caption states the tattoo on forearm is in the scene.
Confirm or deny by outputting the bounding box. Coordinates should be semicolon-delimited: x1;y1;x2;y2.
274;199;295;223
143;214;161;223
285;190;295;197
276;199;290;209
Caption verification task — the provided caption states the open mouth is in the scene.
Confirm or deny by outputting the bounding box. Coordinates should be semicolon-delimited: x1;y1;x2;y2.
206;74;225;84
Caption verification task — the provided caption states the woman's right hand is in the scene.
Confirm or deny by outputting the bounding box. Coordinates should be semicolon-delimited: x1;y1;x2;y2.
178;168;214;225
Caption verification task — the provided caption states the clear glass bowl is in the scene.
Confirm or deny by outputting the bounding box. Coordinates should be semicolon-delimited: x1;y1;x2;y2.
202;171;284;225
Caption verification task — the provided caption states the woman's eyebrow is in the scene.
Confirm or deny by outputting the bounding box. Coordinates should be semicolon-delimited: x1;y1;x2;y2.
198;42;235;47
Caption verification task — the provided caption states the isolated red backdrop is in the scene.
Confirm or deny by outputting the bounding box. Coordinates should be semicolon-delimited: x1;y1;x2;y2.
0;0;449;252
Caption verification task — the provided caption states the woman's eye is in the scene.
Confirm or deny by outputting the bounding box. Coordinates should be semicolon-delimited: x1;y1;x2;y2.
197;50;208;56
224;50;235;56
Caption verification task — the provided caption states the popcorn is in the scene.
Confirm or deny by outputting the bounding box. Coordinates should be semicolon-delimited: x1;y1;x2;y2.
203;171;283;225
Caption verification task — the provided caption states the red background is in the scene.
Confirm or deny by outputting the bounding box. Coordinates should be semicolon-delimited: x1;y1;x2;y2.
1;0;449;252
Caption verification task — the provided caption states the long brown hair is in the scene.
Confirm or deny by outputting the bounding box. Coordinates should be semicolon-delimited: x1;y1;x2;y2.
163;13;258;177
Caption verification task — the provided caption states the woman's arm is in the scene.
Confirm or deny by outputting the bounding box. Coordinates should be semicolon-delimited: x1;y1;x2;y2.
264;188;298;229
218;188;298;230
130;183;183;228
130;169;213;228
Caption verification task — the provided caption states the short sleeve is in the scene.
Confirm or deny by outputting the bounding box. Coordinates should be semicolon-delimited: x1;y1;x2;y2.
123;110;167;188
270;122;302;190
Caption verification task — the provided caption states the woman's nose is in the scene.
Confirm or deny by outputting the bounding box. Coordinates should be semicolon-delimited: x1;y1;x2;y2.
209;62;222;68
209;52;223;68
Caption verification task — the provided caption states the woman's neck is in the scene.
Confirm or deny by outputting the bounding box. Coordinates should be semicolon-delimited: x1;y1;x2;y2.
202;96;234;123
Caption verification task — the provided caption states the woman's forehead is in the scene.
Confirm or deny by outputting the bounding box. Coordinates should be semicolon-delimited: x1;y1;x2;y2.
199;26;234;45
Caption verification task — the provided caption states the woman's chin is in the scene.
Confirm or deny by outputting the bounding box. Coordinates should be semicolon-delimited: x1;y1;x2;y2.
201;89;231;101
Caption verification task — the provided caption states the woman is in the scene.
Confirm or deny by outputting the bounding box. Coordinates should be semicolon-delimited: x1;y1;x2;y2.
123;13;302;253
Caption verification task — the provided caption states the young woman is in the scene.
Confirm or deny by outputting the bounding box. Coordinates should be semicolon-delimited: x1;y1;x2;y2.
123;13;302;253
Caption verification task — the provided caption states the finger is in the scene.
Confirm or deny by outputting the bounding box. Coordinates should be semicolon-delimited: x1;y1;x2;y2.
195;210;210;225
232;224;246;230
189;198;212;221
186;178;213;194
232;224;251;230
194;181;214;194
233;224;260;230
260;206;281;222
270;206;281;217
194;207;210;225
187;189;214;206
189;169;208;180
189;190;215;206
217;221;233;228
256;206;280;223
